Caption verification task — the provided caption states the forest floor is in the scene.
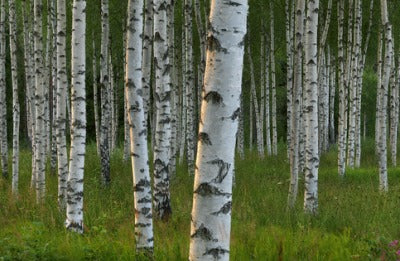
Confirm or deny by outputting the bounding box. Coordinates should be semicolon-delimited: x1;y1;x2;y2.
1;140;400;260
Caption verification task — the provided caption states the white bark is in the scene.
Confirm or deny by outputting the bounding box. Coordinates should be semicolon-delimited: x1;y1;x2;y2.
125;0;154;250
286;0;294;158
265;37;271;156
100;0;111;185
0;0;8;179
270;1;277;156
66;0;86;233
56;0;68;209
93;40;100;156
377;0;391;192
337;0;346;176
153;0;172;220
303;0;319;214
9;0;20;194
288;0;304;209
247;42;264;158
142;0;153;128
185;0;195;175
34;0;47;203
189;1;247;259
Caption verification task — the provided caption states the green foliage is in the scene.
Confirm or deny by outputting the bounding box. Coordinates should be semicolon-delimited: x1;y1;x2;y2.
1;142;400;259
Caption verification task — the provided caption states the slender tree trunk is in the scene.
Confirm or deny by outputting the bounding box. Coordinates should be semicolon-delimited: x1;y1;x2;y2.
56;0;68;209
189;1;248;259
337;0;346;176
9;0;20;194
100;0;111;185
123;30;130;162
66;0;86;233
34;0;47;203
0;0;8;179
49;0;57;173
286;0;294;159
265;37;271;155
153;0;172;220
377;0;391;192
184;0;195;175
329;55;336;145
270;1;277;155
247;41;264;158
125;0;154;250
142;0;153;129
237;93;244;159
93;40;100;156
303;0;320;214
288;0;304;210
389;56;398;167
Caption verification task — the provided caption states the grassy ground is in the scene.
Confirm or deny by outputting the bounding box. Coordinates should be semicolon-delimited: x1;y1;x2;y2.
1;140;400;260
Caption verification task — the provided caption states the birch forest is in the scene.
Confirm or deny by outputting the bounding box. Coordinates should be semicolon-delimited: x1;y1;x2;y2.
2;0;400;259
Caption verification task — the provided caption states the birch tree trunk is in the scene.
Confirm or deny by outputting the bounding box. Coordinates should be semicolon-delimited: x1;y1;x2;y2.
9;0;20;194
100;0;111;185
288;0;304;209
377;0;391;192
142;0;153;128
247;41;264;158
153;0;172;220
337;0;346;176
50;0;57;173
125;0;154;250
66;0;86;233
93;40;100;156
286;0;294;158
329;55;336;145
270;1;278;156
185;0;195;175
0;0;8;179
189;1;248;259
265;37;271;155
303;0;320;214
56;0;68;209
355;0;374;167
389;56;398;166
34;0;47;202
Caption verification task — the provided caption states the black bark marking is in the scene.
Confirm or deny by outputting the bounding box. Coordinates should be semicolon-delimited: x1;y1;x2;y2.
198;132;212;145
204;91;223;104
194;183;231;197
224;1;242;6
207;159;231;183
191;224;214;241
211;201;232;216
230;108;240;120
207;35;228;54
203;247;229;259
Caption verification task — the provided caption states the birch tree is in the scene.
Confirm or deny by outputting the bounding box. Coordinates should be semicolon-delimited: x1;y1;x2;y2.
66;0;86;233
377;0;392;192
93;40;100;156
184;0;195;175
337;0;346;176
100;0;111;185
270;0;277;155
153;0;172;220
189;0;248;259
125;0;154;250
288;0;304;209
9;0;20;194
34;0;47;202
0;0;7;179
142;0;153;127
56;0;68;209
303;0;320;214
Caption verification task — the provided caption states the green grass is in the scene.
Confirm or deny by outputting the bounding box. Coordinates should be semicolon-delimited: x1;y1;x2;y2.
1;140;400;260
